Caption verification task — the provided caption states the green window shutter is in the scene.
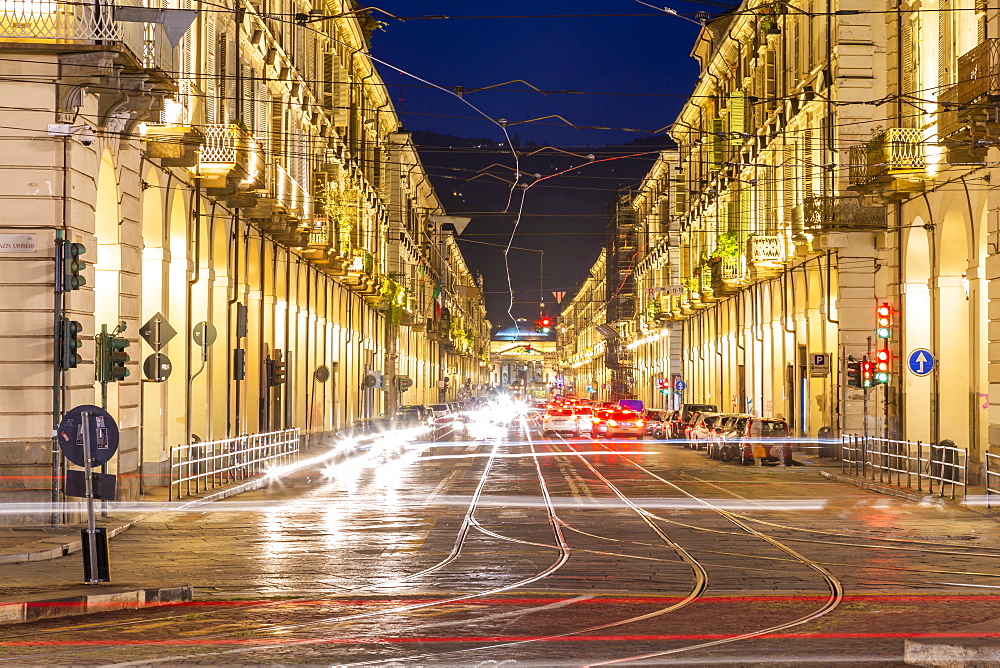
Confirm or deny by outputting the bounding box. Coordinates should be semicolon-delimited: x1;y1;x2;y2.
729;90;747;141
711;118;726;170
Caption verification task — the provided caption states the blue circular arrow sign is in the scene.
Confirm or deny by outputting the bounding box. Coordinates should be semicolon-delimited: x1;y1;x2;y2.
906;349;935;377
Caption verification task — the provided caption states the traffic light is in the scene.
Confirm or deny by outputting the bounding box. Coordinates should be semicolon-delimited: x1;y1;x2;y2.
874;348;890;384
534;317;552;334
860;359;874;388
62;242;87;292
876;303;892;339
272;358;286;384
96;331;130;382
57;318;83;370
846;359;861;387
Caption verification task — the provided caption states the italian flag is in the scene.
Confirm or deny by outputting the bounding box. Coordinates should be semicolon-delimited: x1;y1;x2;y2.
432;282;444;318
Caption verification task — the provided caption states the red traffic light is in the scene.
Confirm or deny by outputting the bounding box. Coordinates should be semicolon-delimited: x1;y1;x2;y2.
540;318;551;326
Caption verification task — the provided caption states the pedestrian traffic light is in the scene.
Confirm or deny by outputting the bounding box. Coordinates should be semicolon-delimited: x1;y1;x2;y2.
876;303;892;339
96;330;130;382
860;359;874;388
62;242;87;292
874;348;890;384
57;318;83;370
846;359;861;387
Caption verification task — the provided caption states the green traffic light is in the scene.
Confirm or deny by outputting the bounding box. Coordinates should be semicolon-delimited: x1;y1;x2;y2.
875;372;889;383
877;327;889;338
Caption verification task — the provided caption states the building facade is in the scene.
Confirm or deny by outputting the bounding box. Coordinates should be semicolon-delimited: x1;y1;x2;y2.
558;0;1000;480
0;0;489;520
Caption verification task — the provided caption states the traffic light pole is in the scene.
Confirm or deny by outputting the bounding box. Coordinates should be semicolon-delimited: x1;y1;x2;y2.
51;231;64;527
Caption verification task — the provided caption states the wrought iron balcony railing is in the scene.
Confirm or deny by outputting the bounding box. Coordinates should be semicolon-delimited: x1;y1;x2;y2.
0;0;175;72
938;40;1000;143
804;195;887;229
749;235;784;264
848;128;924;187
955;38;1000;105
200;124;266;190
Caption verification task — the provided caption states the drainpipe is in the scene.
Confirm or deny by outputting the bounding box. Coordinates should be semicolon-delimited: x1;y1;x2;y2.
226;212;240;438
184;183;202;445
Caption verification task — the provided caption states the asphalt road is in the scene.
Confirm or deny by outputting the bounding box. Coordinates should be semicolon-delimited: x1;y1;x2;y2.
2;422;1000;665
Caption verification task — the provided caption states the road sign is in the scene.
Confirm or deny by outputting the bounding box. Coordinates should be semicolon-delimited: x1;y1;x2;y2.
675;380;687;391
142;353;172;382
809;352;831;377
192;321;217;347
314;365;330;383
907;349;935;376
57;405;119;467
138;312;176;351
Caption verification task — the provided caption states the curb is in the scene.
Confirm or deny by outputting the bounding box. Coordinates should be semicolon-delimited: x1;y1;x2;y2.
0;585;193;625
0;521;135;565
904;638;1000;666
819;470;944;504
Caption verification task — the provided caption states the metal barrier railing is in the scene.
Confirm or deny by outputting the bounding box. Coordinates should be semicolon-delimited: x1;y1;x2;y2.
169;428;301;501
840;435;966;499
987;452;1000;509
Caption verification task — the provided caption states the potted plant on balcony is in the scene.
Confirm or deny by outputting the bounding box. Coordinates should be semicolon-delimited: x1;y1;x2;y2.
707;231;743;295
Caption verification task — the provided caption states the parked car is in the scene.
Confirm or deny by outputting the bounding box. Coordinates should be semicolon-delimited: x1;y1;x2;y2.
603;410;646;439
721;417;792;465
542;407;580;436
392;406;435;438
427;404;451;418
641;409;669;438
706;414;752;460
341;418;391;441
666;404;719;440
685;412;723;449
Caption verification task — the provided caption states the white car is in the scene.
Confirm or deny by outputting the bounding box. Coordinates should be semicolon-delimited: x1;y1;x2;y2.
542;408;580;436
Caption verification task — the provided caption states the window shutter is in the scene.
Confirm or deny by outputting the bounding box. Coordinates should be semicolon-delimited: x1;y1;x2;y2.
271;95;284;169
710;117;726;171
225;34;237;123
782;140;795;219
205;19;217;124
765;49;777;111
729;90;746;136
255;78;267;139
939;0;951;88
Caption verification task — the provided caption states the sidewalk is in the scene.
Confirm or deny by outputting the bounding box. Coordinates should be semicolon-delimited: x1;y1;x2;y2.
0;433;339;624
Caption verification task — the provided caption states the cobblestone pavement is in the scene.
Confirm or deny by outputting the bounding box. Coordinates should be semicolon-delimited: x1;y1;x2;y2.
1;429;1000;665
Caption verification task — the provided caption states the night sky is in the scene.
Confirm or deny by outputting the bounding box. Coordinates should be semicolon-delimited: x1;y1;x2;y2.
367;0;728;329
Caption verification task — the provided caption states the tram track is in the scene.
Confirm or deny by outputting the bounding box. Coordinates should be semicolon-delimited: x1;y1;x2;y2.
3;425;998;665
0;439;510;662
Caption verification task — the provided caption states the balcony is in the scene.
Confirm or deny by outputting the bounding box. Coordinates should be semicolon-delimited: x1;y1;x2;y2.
142;123;202;166
708;255;746;296
344;249;379;296
0;0;176;74
938;39;1000;161
804;195;887;230
199;124;265;193
848;128;925;195
749;235;784;275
